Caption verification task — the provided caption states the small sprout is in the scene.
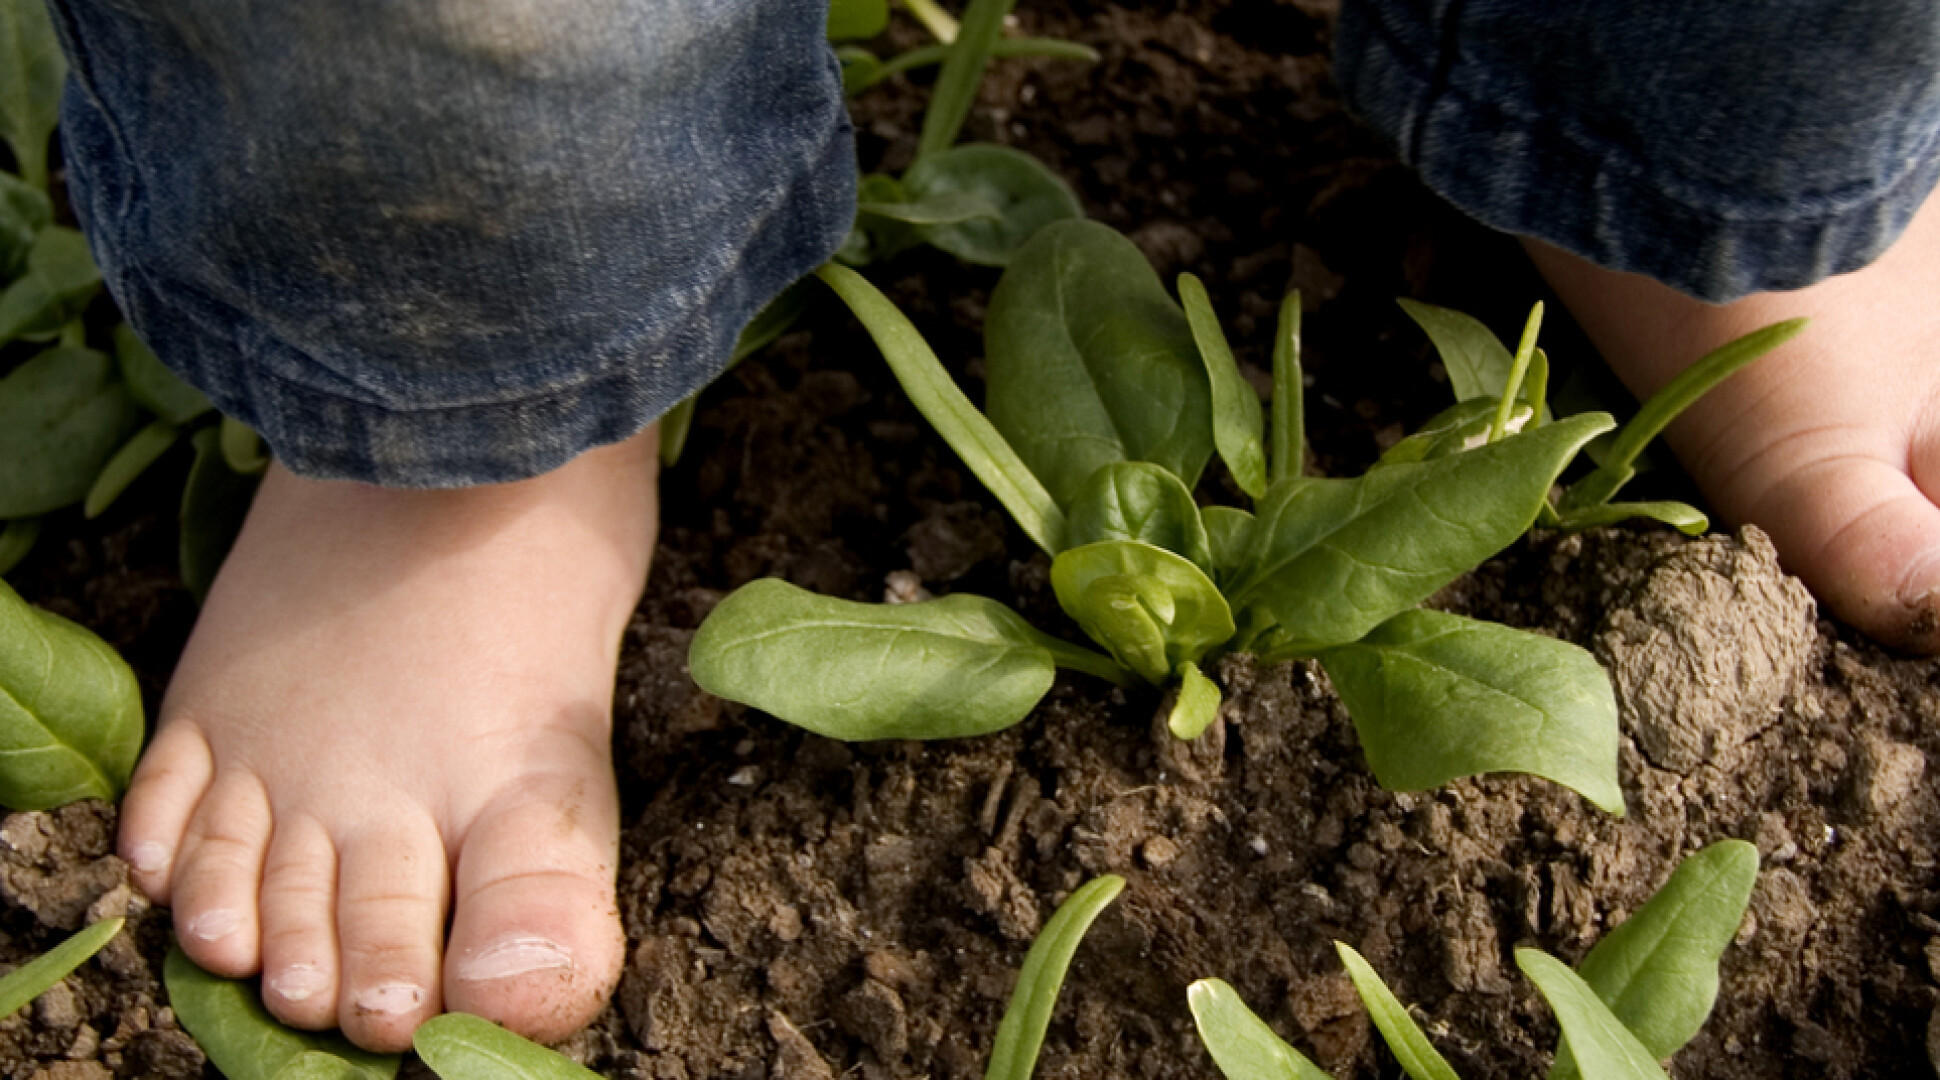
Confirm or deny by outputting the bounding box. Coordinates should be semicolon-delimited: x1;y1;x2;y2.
985;875;1124;1080
0;917;123;1021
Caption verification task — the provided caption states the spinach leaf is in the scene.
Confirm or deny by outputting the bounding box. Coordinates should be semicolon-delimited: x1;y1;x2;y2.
917;0;1017;158
1201;506;1256;587
903;145;1082;267
1187;978;1335;1080
84;419;179;519
0;228;102;345
860;188;1002;227
1066;462;1212;570
1551;840;1758;1079
0;575;142;809
986;220;1213;506
826;0;888;41
1397;299;1516;405
838;45;883;95
220;416;269;474
0;168;51;275
985;875;1124;1080
1168;661;1221;740
1231;413;1611;653
180;425;261;604
1270;289;1303;485
0;346;146;519
414;1013;603;1080
165;949;399;1080
1317;610;1622;815
115;323;212;425
0;518;38;576
1051;541;1234;683
0;0;65;190
1334;943;1462;1080
1552;501;1707;537
1375;398;1508;468
1178;273;1266;497
691;579;1122;741
1516;951;1669;1080
0;917;122;1020
275;1053;387;1080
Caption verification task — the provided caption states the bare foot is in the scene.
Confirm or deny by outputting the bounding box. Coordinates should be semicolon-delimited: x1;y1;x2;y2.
118;428;658;1050
1526;193;1940;651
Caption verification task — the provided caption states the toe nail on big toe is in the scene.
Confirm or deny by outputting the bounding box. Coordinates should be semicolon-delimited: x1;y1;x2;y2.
457;937;574;981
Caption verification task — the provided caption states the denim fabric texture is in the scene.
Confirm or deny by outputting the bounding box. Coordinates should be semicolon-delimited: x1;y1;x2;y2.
49;0;856;486
1336;0;1940;302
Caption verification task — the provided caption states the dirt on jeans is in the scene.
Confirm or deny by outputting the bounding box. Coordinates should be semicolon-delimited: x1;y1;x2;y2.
6;2;1940;1078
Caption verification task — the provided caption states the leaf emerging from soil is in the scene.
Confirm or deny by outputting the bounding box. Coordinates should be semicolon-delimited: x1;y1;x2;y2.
986;875;1124;1080
1517;950;1670;1080
0;577;143;809
164;948;399;1080
1187;978;1334;1080
414;1013;603;1080
0;917;121;1020
1334;943;1462;1080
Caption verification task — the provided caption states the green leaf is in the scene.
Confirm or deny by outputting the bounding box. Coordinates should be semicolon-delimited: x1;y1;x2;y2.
1551;501;1708;537
1317;610;1622;814
691;579;1085;741
1051;541;1234;683
84;419;179;519
0;228;102;345
1178;273;1266;498
658;397;699;467
904;145;1082;267
0;518;38;576
1187;978;1335;1080
0;575;142;809
1551;841;1758;1080
1517;951;1669;1080
859;38;1100;93
1167;661;1221;740
165;949;400;1080
918;0;1017;158
220;415;270;474
1231;413;1612;653
114;324;212;424
838;45;883;95
1335;943;1462;1080
0;917;122;1020
986;220;1214;507
1270;289;1303;485
1397;299;1516;405
180;425;261;604
859;189;1002;226
275;1052;388;1080
985;875;1124;1080
1066;462;1212;569
0;0;66;190
0;168;51;275
816;262;1066;553
1201;506;1256;586
826;0;889;41
1375;398;1513;468
414;1013;603;1080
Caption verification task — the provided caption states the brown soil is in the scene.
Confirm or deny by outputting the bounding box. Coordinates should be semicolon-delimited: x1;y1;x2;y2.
7;2;1940;1079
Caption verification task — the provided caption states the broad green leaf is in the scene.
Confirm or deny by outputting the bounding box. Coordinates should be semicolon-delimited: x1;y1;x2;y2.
838;45;883;95
816;262;1066;553
1231;413;1612;653
859;189;1001;226
0;518;38;576
0;575;142;809
84;419;179;519
1178;274;1266;497
275;1052;384;1080
918;0;1017;158
690;578;1105;741
1318;610;1621;814
1187;978;1334;1080
0;169;51;275
826;0;889;41
1551;841;1758;1080
1552;501;1707;537
1167;661;1221;740
986;875;1124;1080
986;220;1213;506
1201;506;1255;586
114;324;212;424
1397;299;1515;405
0;0;65;189
1516;951;1668;1080
0;228;102;345
1335;943;1462;1080
180;425;261;604
0;917;122;1020
414;1013;603;1080
1066;462;1212;569
1052;541;1234;683
1270;289;1303;485
220;416;270;474
905;145;1081;267
165;949;399;1080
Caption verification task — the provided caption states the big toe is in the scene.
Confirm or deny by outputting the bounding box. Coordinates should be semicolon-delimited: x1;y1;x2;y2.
443;774;623;1044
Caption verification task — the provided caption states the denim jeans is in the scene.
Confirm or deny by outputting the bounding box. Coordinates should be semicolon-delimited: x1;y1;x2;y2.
1336;0;1940;303
49;0;856;487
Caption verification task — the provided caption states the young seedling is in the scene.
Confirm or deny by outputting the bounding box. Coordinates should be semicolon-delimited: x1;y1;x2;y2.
0;917;123;1021
0;576;143;810
986;874;1125;1080
694;219;1635;813
1187;840;1759;1080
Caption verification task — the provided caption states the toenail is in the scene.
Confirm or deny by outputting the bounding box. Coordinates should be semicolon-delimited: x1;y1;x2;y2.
456;936;574;981
126;842;169;875
269;963;330;1002
185;909;241;941
353;983;425;1016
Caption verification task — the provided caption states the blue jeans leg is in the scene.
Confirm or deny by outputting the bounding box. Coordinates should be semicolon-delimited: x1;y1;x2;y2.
49;0;857;487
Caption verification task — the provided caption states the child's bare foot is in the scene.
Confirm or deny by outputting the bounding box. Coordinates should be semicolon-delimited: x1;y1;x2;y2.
117;429;659;1050
1527;193;1940;652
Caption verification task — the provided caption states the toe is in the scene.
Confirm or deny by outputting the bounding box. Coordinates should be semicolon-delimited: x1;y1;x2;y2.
334;812;447;1052
116;720;216;903
258;815;341;1030
169;769;272;977
443;774;623;1045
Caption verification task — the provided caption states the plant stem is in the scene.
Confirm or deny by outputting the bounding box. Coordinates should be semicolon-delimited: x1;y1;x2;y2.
900;0;960;43
917;0;1018;158
1270;289;1304;484
1487;302;1542;444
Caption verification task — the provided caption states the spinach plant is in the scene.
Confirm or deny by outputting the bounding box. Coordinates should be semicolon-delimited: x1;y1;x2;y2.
694;219;1693;812
0;576;143;809
1187;840;1758;1080
0;916;123;1020
165;947;403;1080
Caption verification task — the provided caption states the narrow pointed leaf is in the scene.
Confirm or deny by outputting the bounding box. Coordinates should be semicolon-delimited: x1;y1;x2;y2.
114;324;212;424
164;948;399;1080
1067;461;1212;570
0;917;122;1020
1318;610;1622;814
1270;289;1303;484
1552;501;1708;536
0;0;66;189
1178;274;1266;497
1168;661;1221;740
905;145;1081;266
918;0;1017;157
0;576;142;808
0;346;142;517
1517;951;1669;1080
985;875;1124;1080
414;1013;603;1080
1335;943;1462;1080
859;189;1002;226
1188;978;1335;1080
84;419;179;519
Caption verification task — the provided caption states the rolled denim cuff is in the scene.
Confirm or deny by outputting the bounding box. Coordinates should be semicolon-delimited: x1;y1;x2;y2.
1336;0;1940;303
52;0;856;486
